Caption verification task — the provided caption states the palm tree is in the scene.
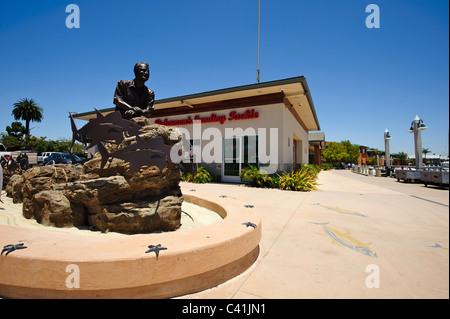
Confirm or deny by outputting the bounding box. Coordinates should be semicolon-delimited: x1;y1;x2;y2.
422;148;431;159
12;98;44;136
397;152;408;165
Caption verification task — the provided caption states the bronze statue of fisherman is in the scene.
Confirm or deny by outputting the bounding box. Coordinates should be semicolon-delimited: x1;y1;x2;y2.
113;62;155;119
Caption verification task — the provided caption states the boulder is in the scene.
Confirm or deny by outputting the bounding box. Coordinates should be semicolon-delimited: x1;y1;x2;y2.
6;120;184;234
29;190;86;227
94;195;183;234
62;164;183;233
5;174;24;203
20;165;84;220
129;118;183;145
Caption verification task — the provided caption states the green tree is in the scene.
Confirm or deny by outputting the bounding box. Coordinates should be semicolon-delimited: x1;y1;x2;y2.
0;133;22;151
397;152;408;165
24;137;85;153
422;148;431;159
322;141;346;163
12;98;44;136
323;140;360;164
368;156;378;165
341;140;360;163
0;122;27;151
6;121;26;137
0;126;86;153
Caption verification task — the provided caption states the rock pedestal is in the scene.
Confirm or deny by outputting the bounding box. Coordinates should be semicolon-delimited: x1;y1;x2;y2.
5;119;184;234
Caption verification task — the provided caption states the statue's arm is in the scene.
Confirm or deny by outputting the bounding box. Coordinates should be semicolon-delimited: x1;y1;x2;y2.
113;81;134;112
141;90;155;118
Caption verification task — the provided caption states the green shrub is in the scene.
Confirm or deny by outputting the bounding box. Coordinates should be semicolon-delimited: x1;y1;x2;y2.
181;172;193;182
267;176;279;189
322;163;333;170
181;167;213;184
298;164;320;177
277;169;317;192
368;157;378;166
239;164;270;187
192;166;213;184
240;164;318;192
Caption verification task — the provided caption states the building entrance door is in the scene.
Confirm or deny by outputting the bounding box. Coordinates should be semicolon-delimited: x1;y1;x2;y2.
222;136;258;183
222;137;242;183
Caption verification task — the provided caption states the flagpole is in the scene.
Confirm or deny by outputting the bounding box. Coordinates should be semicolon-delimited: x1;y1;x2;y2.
257;0;261;83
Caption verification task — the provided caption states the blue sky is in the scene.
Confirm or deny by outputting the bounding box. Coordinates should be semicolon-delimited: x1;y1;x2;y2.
0;0;448;157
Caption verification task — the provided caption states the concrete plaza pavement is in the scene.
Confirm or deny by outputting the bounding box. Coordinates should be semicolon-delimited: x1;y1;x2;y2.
178;169;449;299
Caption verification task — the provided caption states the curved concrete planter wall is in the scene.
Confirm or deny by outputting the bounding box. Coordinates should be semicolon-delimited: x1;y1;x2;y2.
0;191;261;299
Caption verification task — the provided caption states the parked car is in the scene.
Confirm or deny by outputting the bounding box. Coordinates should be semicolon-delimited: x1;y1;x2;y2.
38;152;61;164
43;153;81;165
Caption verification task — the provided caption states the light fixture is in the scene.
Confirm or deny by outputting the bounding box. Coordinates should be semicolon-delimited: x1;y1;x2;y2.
418;121;428;131
408;115;428;169
384;129;392;140
408;115;428;133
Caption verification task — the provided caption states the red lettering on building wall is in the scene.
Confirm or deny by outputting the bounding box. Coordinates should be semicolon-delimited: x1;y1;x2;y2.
228;109;259;121
155;109;259;126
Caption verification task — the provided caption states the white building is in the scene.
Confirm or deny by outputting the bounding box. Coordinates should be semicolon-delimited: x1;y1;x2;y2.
73;76;324;182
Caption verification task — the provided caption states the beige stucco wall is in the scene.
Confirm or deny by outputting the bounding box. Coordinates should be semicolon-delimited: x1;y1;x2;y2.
282;106;309;168
151;103;309;176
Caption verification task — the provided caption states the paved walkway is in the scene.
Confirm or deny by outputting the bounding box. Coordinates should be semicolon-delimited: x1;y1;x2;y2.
178;170;449;299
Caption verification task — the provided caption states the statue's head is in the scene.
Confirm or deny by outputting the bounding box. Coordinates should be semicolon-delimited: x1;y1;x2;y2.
134;62;149;82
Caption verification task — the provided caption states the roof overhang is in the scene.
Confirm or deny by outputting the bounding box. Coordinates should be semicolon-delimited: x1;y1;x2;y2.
72;76;320;131
308;132;326;149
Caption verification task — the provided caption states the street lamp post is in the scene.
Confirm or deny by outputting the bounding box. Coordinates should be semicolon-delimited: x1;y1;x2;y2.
384;129;392;168
408;115;428;169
